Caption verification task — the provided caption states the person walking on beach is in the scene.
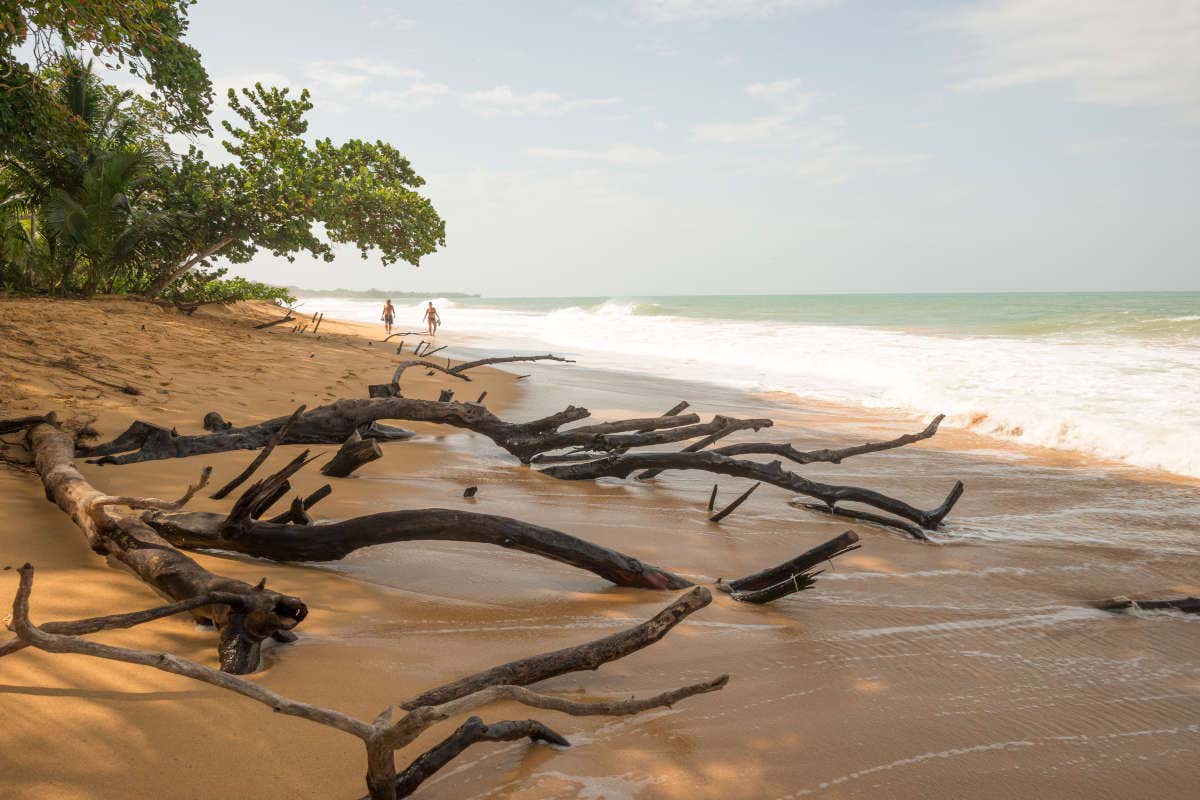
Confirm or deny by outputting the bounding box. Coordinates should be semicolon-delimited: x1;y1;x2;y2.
424;301;441;336
381;299;395;335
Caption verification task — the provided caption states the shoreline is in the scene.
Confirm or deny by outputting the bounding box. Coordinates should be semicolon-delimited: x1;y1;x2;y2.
2;298;1199;799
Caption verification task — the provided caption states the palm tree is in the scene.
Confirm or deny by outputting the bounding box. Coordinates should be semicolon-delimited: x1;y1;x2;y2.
43;146;165;294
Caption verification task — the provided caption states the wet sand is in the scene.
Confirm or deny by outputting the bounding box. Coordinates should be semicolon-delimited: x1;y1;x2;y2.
2;298;1198;799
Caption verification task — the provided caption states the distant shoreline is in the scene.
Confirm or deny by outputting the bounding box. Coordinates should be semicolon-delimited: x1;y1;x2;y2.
289;286;480;299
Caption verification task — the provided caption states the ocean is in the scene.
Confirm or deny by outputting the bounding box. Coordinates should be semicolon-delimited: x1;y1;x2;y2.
300;291;1200;479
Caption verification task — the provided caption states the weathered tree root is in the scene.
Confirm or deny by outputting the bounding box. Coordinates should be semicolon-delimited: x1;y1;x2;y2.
25;420;307;673
717;530;860;604
5;567;725;800
541;449;963;532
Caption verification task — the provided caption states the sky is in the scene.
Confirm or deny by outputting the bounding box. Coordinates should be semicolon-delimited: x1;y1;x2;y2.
158;0;1199;296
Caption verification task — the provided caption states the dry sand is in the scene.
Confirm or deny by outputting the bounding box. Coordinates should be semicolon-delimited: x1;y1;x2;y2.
1;297;1198;799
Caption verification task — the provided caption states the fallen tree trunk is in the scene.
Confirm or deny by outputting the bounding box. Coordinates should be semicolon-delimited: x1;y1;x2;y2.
145;508;693;590
80;398;702;465
541;450;963;531
25;420;307;672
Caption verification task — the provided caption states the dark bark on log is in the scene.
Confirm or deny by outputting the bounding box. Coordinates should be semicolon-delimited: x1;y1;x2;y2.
368;383;401;398
0;415;48;435
635;419;756;481
82;399;697;465
437;389;454;402
401;586;711;709
637;402;690;431
224;451;319;538
716;531;860;603
209;405;304;499
447;354;575;375
146;507;692;590
25;423;307;672
393;717;569;798
320;431;382;478
249;479;290;519
709;482;760;523
791;500;929;540
1097;596;1200;613
202;412;233;432
541;451;964;530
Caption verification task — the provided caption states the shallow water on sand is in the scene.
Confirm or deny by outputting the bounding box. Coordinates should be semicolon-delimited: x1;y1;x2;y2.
317;346;1200;799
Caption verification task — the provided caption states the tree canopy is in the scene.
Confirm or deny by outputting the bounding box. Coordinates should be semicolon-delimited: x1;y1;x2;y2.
1;13;446;302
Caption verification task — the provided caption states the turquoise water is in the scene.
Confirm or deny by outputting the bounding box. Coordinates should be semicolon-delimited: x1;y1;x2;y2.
458;292;1200;340
309;291;1200;477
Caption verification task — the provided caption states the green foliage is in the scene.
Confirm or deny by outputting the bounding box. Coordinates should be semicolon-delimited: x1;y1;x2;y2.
0;0;212;134
165;267;295;306
1;39;445;300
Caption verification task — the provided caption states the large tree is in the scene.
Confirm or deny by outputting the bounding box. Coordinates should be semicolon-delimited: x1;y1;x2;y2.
143;85;446;297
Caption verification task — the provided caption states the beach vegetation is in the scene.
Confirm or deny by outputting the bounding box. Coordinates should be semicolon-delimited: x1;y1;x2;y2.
1;17;444;304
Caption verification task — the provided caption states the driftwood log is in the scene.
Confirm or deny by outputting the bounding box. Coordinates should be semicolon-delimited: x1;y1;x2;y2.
4;567;725;800
24;418;307;672
321;430;382;477
147;507;694;590
717;530;860;603
81;399;704;465
1098;596;1200;614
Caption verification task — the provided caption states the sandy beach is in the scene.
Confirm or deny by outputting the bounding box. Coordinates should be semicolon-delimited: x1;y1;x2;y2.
2;298;1199;800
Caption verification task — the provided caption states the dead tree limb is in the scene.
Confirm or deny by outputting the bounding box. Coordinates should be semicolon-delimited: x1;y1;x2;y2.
402;586;712;709
717;531;860;604
596;415;772;451
636;419;757;481
712;414;946;465
209;405;304;499
447;354;575;375
391;359;471;387
709;482;759;523
541;450;963;531
321;431;382;477
25;422;307;672
7;568;725;800
252;309;295;329
146;508;693;590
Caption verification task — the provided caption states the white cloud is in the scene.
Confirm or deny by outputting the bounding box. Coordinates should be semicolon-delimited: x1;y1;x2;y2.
691;77;928;182
379;12;416;31
633;0;837;23
366;81;451;110
692;115;793;144
460;86;621;118
527;144;672;166
945;0;1200;115
296;60;615;118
